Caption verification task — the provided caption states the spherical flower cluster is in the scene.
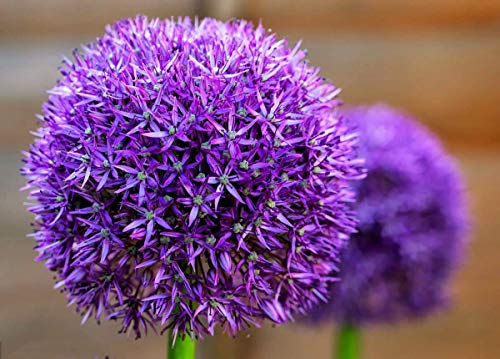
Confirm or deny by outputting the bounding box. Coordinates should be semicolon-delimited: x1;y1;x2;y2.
21;16;363;338
307;104;469;325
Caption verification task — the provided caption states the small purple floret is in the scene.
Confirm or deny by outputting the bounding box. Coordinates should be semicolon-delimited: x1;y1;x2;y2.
21;16;363;338
307;104;469;325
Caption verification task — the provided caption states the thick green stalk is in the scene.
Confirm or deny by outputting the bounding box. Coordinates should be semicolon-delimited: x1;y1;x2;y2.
336;324;360;359
168;329;196;359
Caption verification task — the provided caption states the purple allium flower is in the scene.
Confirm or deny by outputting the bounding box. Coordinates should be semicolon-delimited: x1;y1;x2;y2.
307;104;469;325
21;16;363;338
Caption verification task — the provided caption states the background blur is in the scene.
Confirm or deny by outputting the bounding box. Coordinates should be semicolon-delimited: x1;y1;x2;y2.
1;1;499;358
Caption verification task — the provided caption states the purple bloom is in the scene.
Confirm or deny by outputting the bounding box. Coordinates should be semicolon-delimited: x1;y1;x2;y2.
308;104;469;325
21;16;363;338
309;105;468;325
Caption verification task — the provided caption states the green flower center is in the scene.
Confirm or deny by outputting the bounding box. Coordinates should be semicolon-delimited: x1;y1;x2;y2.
219;174;230;185
137;172;147;181
210;299;219;308
248;252;258;262
163;194;173;202
206;236;216;245
239;160;249;170
173;162;183;172
193;195;203;205
81;154;90;163
233;223;244;234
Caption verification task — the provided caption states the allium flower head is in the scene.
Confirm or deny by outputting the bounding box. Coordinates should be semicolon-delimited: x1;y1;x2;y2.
308;104;469;325
21;16;363;338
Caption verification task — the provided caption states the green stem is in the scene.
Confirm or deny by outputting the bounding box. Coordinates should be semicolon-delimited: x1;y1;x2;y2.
336;324;360;359
168;329;196;359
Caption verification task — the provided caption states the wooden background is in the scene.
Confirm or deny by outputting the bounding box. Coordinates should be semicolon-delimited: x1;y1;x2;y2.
1;1;499;358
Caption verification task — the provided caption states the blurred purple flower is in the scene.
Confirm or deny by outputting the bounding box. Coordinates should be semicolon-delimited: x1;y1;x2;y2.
307;104;469;325
21;16;363;338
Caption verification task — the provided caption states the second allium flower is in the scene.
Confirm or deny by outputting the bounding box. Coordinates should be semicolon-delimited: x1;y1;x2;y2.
307;104;469;325
22;16;364;338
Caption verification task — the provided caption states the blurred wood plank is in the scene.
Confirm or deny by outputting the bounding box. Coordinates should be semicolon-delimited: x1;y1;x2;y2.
0;153;32;239
2;27;499;151
0;0;197;38
300;28;500;148
244;0;500;33
204;0;243;19
4;0;500;37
